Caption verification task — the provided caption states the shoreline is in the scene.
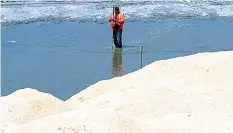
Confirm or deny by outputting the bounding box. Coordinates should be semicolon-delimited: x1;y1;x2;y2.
2;19;233;100
1;50;233;133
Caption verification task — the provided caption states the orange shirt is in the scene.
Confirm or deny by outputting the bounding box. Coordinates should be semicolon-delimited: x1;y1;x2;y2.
108;13;125;30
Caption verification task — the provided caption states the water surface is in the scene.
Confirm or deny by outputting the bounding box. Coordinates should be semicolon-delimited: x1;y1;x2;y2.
2;20;233;100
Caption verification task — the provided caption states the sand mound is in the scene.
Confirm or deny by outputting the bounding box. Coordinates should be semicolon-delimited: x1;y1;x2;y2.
0;88;64;125
67;51;233;114
1;51;233;133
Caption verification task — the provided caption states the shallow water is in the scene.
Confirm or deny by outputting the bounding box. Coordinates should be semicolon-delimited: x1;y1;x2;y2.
2;20;233;100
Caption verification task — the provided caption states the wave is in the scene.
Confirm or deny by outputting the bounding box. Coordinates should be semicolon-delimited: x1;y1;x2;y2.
1;0;233;25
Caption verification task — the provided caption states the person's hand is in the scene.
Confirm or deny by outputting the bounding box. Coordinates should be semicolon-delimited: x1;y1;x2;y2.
112;19;116;22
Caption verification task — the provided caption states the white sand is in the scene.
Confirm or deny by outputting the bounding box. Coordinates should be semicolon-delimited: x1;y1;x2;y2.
0;88;65;125
1;51;233;133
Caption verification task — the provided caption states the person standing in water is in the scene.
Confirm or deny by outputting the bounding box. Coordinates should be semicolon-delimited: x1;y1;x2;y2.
108;6;125;48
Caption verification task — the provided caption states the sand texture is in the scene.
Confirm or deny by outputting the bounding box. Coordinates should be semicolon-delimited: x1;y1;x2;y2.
1;51;233;133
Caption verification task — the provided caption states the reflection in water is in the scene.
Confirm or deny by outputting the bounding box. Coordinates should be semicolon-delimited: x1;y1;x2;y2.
112;48;124;78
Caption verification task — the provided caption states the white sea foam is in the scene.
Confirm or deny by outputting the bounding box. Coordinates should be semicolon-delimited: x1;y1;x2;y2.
1;0;233;25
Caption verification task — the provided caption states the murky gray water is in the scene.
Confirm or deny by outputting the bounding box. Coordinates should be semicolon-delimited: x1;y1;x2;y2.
2;20;233;100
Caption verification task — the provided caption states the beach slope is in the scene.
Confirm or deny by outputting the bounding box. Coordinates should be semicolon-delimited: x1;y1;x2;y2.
1;51;233;133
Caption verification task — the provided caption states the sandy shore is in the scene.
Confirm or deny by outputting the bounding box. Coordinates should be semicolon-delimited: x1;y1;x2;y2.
1;51;233;133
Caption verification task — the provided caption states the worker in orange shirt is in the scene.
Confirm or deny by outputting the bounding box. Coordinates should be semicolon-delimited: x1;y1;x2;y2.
108;6;125;48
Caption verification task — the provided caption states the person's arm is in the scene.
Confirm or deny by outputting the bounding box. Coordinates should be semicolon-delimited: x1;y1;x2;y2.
108;15;114;22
